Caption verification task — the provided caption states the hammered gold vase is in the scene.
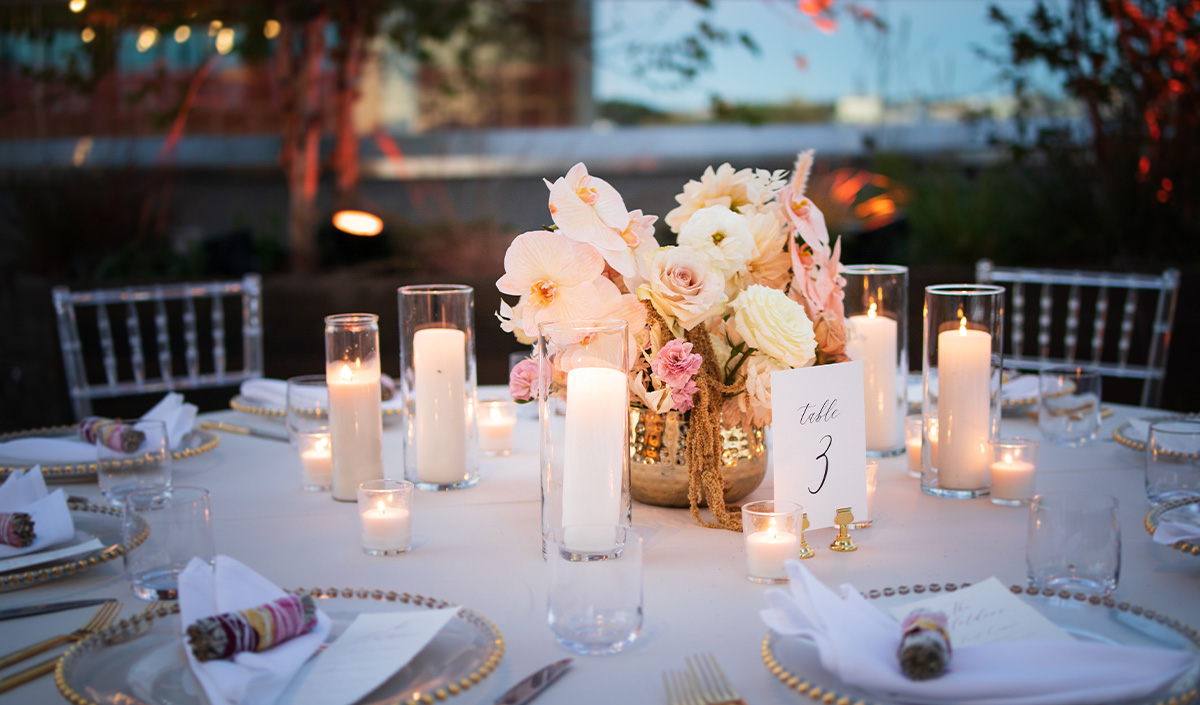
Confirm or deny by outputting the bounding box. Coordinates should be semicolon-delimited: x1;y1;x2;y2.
629;406;767;508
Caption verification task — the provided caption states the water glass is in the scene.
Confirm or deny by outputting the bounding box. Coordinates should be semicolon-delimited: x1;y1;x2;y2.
1038;368;1102;446
285;374;330;441
1027;492;1120;596
1146;419;1200;506
547;524;642;655
96;418;171;506
124;486;215;600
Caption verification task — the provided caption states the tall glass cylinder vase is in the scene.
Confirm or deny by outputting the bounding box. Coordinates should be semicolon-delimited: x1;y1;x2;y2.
325;314;384;502
843;264;908;457
537;319;631;556
398;284;479;491
922;285;1005;498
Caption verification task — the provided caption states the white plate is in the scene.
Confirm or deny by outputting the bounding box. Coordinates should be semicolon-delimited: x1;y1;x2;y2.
0;427;218;481
0;503;148;592
764;580;1200;705
58;589;503;705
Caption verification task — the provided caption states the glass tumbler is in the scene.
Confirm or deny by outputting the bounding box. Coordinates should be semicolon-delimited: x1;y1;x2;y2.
96;418;172;506
1027;491;1120;596
1146;419;1200;506
123;486;214;600
1038;368;1102;447
546;524;643;655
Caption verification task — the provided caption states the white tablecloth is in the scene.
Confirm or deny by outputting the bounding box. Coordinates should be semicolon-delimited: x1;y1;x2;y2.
1;394;1196;705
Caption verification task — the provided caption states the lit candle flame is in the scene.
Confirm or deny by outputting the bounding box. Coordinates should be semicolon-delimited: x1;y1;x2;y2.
1004;452;1013;464
489;405;503;422
767;518;777;540
958;316;968;335
868;302;877;318
339;364;353;383
315;436;330;453
376;500;386;515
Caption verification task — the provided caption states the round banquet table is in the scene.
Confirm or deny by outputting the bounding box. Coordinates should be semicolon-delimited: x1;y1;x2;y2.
0;391;1196;705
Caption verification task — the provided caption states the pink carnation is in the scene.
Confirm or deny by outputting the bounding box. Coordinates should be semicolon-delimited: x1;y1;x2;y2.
651;338;703;390
671;379;699;412
509;357;539;402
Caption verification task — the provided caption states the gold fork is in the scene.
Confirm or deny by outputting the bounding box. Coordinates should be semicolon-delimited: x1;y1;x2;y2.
686;653;748;705
0;599;123;693
663;668;702;705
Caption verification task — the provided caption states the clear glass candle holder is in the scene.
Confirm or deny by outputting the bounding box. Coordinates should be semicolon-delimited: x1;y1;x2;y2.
478;399;517;456
398;285;479;491
844;265;908;457
357;479;413;556
990;438;1039;506
922;285;1005;499
742;500;803;583
296;431;332;492
904;414;923;479
849;459;878;530
325;314;384;502
285;375;329;443
537;319;631;558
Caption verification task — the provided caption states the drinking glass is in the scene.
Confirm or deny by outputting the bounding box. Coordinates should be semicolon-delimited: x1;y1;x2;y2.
546;524;642;655
96;418;171;506
285;374;329;441
1038;368;1102;446
124;486;215;600
1027;491;1120;595
1145;419;1200;506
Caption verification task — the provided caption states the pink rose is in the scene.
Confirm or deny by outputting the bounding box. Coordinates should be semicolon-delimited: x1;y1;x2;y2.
509;357;539;402
651;338;703;390
813;309;849;356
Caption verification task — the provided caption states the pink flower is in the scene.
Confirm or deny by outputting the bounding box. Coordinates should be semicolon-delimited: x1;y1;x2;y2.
509;357;540;402
671;379;699;412
652;338;703;390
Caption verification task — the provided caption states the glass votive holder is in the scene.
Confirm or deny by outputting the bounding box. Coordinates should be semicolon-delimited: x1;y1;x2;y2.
741;500;803;584
356;479;413;556
850;459;878;529
990;438;1039;506
904;414;923;479
478;399;517;456
296;431;332;492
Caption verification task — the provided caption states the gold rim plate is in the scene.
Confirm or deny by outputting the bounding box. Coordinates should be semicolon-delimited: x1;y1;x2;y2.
0;502;149;593
1114;414;1200;459
763;580;1200;705
56;588;504;705
0;428;219;481
230;394;404;419
1145;496;1200;557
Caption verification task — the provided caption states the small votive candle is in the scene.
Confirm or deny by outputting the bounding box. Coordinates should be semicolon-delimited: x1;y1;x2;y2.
990;438;1038;506
850;459;878;530
297;432;332;492
357;479;413;555
478;399;517;456
904;415;923;479
742;500;802;583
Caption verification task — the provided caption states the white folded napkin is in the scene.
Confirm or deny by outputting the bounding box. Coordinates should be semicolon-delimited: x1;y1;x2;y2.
1154;520;1200;545
0;393;196;463
240;378;400;410
179;555;331;705
1002;374;1039;401
761;562;1196;705
0;467;75;558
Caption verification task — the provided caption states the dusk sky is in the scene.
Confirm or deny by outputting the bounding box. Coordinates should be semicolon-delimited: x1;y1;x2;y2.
593;0;1048;111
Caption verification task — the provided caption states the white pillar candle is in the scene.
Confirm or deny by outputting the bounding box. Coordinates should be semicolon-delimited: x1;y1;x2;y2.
991;454;1036;500
936;318;992;489
478;404;516;453
847;304;901;451
298;434;332;489
359;500;412;552
561;367;627;540
413;328;467;484
745;522;799;580
327;360;384;501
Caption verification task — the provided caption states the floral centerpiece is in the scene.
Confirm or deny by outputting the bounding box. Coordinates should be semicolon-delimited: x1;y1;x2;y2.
499;151;848;531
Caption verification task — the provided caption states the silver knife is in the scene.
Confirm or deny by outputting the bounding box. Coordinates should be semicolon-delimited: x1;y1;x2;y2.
0;598;111;622
494;658;573;705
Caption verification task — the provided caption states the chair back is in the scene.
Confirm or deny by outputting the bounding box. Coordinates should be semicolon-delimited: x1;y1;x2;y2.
53;274;264;420
975;260;1179;408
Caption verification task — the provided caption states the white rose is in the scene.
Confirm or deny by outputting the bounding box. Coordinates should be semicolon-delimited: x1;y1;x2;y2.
741;353;788;425
636;246;727;333
677;205;754;276
729;284;816;368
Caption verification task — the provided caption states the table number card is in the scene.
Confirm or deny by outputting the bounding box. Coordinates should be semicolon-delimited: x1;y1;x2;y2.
772;361;868;530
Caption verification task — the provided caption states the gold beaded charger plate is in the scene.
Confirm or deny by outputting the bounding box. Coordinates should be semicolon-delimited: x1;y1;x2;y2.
0;502;149;593
0;426;219;481
1146;496;1200;557
56;589;504;705
1115;414;1200;458
762;581;1200;705
230;394;404;419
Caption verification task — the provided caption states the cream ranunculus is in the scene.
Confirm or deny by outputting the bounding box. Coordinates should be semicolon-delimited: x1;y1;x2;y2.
729;284;816;368
636;246;727;333
676;205;754;277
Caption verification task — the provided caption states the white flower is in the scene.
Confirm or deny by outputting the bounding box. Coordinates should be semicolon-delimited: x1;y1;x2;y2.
739;207;792;291
677;206;754;277
636;246;727;334
739;353;788;425
664;163;784;233
728;284;816;369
